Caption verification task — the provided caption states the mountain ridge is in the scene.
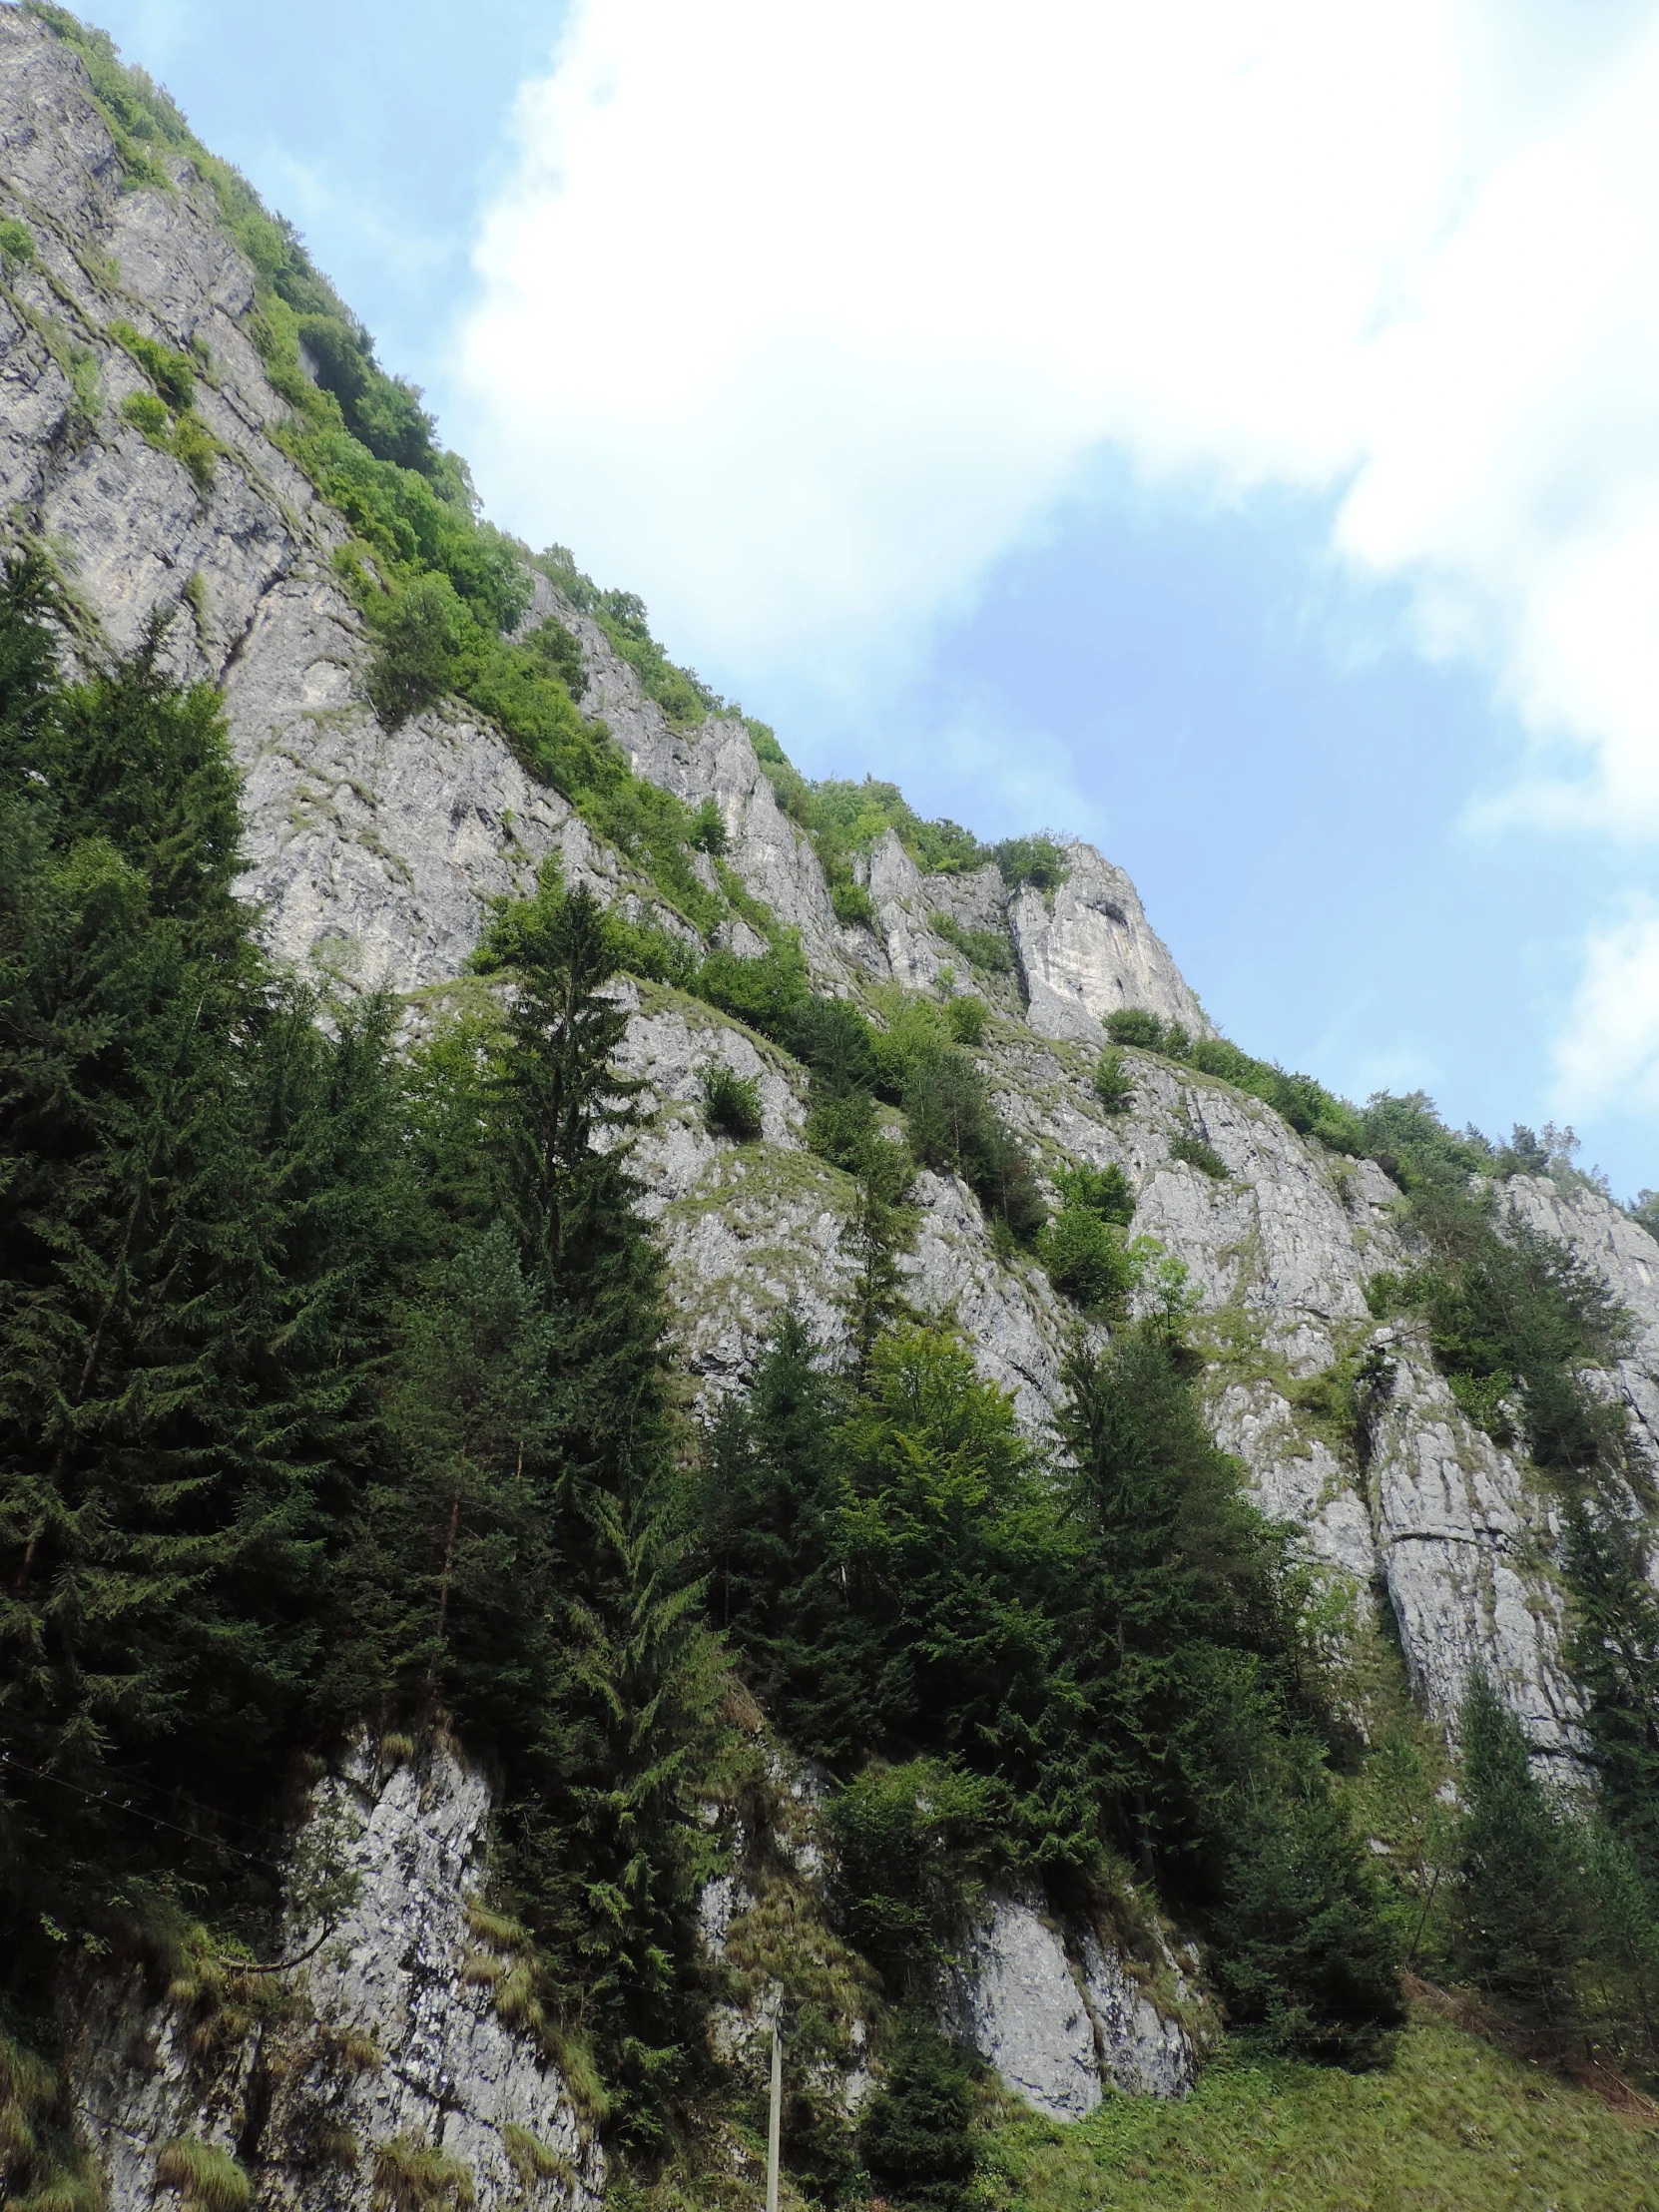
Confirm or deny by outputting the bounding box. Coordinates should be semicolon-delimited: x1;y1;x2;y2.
3;9;1658;2208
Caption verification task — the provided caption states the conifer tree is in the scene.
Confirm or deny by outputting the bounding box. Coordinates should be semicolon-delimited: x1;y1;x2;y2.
1055;1324;1292;1877
1455;1671;1587;2024
1565;1489;1659;1881
1211;1766;1403;2066
0;568;405;1973
480;868;672;1517
838;1127;916;1379
700;1311;864;1742
474;867;722;2132
327;1226;556;1732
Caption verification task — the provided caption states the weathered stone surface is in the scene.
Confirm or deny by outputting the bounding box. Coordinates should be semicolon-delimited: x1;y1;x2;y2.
1366;1328;1581;1756
15;0;1659;2145
1210;1381;1379;1590
0;10;632;995
73;1739;600;2211
940;1892;1194;2116
1011;843;1212;1044
1077;1929;1198;2100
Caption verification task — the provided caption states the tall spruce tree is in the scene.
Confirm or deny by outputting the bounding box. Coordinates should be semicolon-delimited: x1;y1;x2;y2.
1055;1324;1294;1878
1565;1488;1659;1881
474;868;723;2135
1455;1671;1587;2025
0;565;406;1978
1210;1767;1403;2066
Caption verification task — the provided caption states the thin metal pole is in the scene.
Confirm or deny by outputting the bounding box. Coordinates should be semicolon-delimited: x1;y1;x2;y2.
766;1994;783;2212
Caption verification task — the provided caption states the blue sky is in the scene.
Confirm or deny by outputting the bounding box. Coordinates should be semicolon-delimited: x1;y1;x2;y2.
87;0;1659;1196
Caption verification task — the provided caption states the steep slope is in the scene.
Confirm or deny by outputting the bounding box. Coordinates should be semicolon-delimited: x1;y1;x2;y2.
3;0;1644;1832
3;10;1657;2202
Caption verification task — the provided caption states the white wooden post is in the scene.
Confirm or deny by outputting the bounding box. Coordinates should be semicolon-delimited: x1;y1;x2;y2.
766;1987;783;2212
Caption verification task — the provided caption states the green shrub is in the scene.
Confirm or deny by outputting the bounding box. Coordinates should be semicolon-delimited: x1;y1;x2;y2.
830;1758;995;1983
108;316;195;409
1093;1044;1135;1113
1382;1181;1630;1468
855;2023;979;2212
1056;1160;1135;1226
370;2134;475;2211
994;833;1069;892
1105;1007;1166;1050
1629;1188;1659;1242
501;2124;565;2185
703;1062;763;1142
698;934;812;1035
805;1085;879;1170
944;993;986;1045
365;571;475;728
901;1043;1046;1242
0;217;35;269
1170;1130;1228;1180
831;880;875;929
1187;1035;1367;1153
691;797;727;855
1041;1206;1139;1310
605;910;700;989
294;310;436;472
536;553;724;725
519;614;586;702
811;777;985;877
121;388;170;436
932;910;1014;972
785;992;881;1096
170;409;219;492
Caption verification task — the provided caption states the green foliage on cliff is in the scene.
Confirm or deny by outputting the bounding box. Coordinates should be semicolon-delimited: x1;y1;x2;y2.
0;563;721;2153
932;910;1015;973
993;835;1070;893
534;546;728;727
705;1301;1402;2064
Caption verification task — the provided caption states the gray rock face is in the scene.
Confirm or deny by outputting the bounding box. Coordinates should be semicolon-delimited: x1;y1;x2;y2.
72;1738;600;2211
940;1892;1196;2115
1011;844;1212;1045
1365;1330;1582;1759
0;11;623;994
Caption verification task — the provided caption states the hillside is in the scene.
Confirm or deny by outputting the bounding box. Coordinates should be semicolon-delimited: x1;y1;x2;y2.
1;8;1656;2210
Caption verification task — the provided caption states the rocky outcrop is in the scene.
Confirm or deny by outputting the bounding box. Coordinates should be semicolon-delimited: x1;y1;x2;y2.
1364;1330;1582;1759
1010;844;1212;1045
72;1738;600;2212
940;1892;1197;2114
618;982;1078;1426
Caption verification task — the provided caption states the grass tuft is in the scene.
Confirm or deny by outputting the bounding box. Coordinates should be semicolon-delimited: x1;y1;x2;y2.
155;2136;252;2212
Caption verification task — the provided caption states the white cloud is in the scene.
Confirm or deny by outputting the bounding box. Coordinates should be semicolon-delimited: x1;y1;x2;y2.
1553;903;1659;1120
453;0;1659;830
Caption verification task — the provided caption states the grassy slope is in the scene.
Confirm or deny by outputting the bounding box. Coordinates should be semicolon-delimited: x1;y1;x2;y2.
975;2017;1657;2212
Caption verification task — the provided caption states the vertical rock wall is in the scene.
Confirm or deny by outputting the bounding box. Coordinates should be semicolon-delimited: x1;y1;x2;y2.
72;1740;601;2212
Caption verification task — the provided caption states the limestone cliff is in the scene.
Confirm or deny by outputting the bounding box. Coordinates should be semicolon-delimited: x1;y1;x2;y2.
4;3;1657;2185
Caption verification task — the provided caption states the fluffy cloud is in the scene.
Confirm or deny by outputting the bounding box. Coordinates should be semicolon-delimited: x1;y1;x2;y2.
454;0;1659;834
1553;903;1659;1122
